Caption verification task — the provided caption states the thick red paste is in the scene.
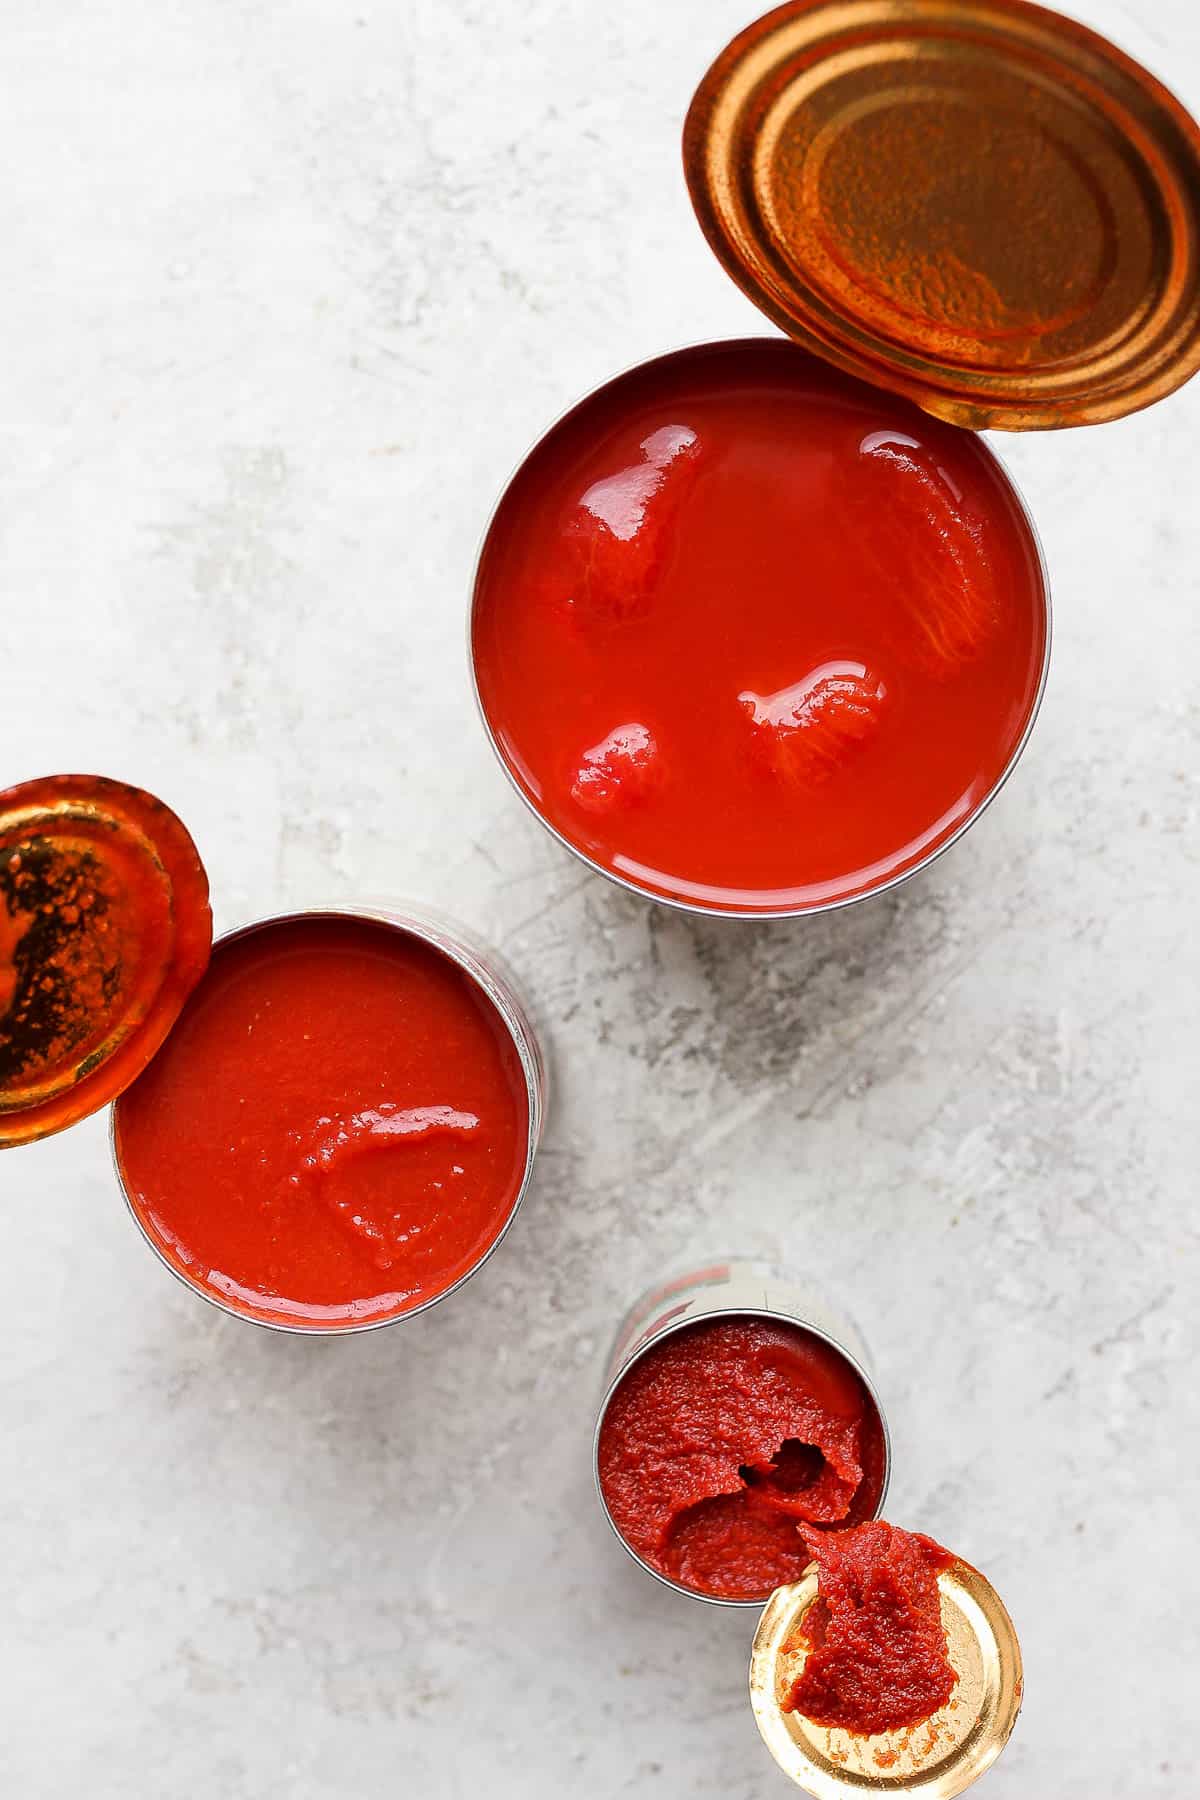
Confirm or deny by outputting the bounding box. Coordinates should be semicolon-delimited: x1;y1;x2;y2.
784;1521;957;1736
473;339;1046;914
113;917;529;1328
597;1318;887;1600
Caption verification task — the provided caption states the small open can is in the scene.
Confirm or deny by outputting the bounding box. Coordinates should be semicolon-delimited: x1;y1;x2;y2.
0;777;547;1334
594;1260;1022;1796
594;1259;891;1607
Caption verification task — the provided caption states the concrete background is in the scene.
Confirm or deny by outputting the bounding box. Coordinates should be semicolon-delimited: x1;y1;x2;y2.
1;2;1197;1794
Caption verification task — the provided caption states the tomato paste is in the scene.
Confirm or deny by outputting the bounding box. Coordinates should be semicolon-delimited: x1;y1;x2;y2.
596;1318;887;1600
783;1521;957;1736
113;916;529;1328
472;340;1046;913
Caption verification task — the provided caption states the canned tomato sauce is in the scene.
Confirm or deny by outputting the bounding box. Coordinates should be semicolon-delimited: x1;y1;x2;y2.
473;340;1049;918
113;909;543;1332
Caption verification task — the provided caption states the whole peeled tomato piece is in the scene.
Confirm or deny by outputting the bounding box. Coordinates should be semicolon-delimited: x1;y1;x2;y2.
848;436;1002;677
739;662;887;787
560;423;704;624
570;722;662;814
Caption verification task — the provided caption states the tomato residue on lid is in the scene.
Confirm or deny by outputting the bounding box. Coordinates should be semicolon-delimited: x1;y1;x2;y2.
783;1520;957;1736
0;774;212;1146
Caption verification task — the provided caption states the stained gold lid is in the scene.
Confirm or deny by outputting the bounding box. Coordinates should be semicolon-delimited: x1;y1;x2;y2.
750;1560;1022;1796
684;0;1200;429
0;775;212;1147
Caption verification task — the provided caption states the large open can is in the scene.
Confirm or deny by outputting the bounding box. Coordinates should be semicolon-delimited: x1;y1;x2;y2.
470;0;1200;920
471;341;1052;920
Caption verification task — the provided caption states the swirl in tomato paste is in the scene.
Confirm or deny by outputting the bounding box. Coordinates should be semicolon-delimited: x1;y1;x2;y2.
597;1318;887;1600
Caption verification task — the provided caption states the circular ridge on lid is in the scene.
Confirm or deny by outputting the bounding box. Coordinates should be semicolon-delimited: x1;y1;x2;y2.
750;1559;1023;1795
0;774;212;1147
683;0;1200;429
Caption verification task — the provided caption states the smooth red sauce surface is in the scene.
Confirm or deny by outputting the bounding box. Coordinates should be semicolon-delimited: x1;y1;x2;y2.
597;1318;887;1600
784;1521;957;1736
473;341;1046;913
114;917;529;1329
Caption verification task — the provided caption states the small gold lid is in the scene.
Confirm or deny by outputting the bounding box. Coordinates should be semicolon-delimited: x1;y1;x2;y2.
684;0;1200;429
0;775;212;1146
750;1560;1022;1796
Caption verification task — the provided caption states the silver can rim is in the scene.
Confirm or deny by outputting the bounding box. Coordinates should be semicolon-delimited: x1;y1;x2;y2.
467;334;1054;921
591;1302;894;1610
109;904;545;1338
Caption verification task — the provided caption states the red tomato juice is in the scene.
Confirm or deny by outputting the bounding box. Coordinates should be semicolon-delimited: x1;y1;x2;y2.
783;1520;958;1737
472;341;1047;914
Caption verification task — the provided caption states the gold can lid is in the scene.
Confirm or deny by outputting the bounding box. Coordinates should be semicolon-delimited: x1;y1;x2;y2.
0;775;212;1147
684;0;1200;429
750;1560;1022;1796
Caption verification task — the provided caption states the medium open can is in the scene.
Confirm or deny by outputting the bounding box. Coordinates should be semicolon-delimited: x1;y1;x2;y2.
0;775;546;1334
593;1259;1022;1797
470;0;1200;920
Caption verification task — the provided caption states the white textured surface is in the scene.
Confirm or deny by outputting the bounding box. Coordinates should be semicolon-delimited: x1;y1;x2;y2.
2;2;1199;1794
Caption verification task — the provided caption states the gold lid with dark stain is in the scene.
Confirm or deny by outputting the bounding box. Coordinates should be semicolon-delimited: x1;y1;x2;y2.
684;0;1200;429
0;775;212;1147
749;1560;1022;1795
